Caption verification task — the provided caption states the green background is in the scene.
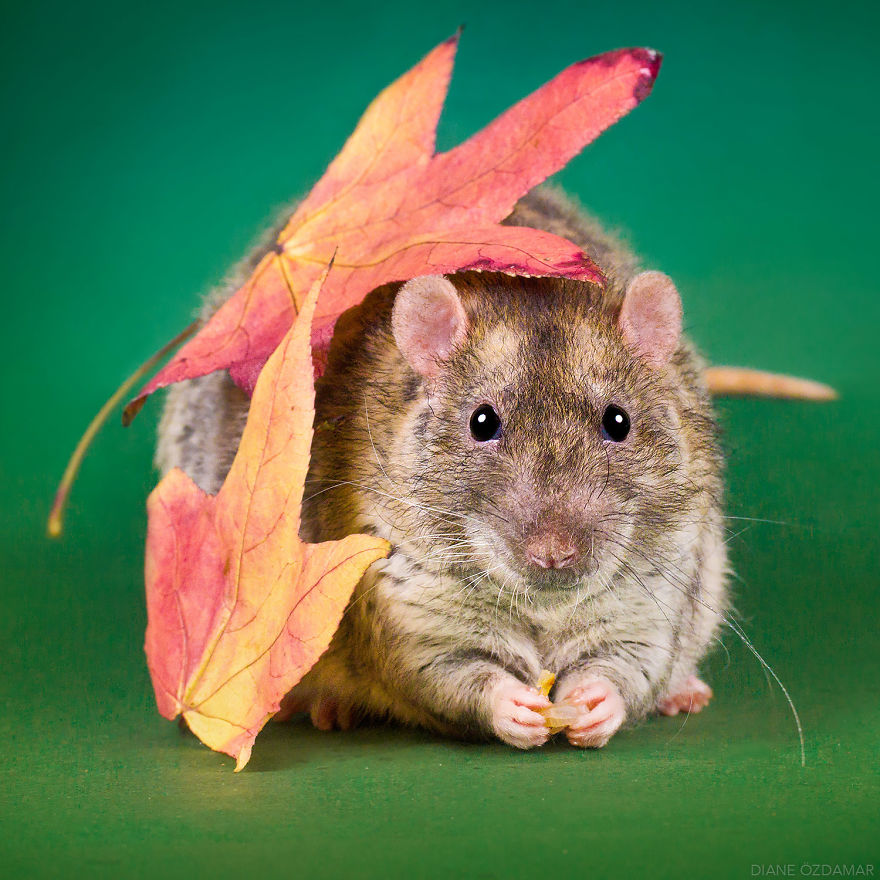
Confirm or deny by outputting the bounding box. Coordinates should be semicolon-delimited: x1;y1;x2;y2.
2;0;877;877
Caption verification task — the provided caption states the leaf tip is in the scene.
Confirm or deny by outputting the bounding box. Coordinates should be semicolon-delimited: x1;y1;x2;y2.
234;743;253;772
47;505;63;538
633;47;663;103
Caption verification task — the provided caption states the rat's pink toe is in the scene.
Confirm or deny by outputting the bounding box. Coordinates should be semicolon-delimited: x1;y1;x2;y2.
567;711;625;748
657;675;713;716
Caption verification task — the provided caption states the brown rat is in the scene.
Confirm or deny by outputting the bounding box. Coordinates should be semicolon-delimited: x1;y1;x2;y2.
156;186;728;748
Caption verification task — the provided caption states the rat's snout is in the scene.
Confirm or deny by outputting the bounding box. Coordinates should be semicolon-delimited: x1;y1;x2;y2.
501;478;614;586
518;512;600;583
524;530;580;570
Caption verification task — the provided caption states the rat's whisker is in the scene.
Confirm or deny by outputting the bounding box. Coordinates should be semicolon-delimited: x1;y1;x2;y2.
605;537;805;766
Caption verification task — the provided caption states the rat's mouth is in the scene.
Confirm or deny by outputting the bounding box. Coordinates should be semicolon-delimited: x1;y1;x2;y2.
480;541;601;591
521;555;600;591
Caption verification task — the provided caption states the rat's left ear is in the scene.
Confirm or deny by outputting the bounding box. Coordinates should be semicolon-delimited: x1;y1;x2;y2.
618;271;682;368
392;275;469;378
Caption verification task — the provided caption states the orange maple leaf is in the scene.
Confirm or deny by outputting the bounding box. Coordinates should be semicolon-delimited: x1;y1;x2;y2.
124;34;661;417
143;264;390;770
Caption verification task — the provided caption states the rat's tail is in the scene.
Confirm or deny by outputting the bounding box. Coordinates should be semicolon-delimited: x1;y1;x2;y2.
705;367;837;401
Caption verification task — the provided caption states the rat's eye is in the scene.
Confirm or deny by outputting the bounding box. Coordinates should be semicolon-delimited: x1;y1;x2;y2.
601;404;630;442
470;404;501;442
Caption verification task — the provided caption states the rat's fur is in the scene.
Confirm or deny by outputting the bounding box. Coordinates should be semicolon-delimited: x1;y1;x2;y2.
156;187;728;746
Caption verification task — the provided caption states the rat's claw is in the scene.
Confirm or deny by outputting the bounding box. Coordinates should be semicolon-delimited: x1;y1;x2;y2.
656;675;713;716
555;675;626;749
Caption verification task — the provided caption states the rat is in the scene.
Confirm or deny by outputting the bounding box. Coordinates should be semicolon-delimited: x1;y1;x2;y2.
156;186;728;749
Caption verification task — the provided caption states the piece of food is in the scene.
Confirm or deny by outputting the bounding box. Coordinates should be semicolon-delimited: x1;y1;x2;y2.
537;670;556;697
535;670;581;733
540;704;582;734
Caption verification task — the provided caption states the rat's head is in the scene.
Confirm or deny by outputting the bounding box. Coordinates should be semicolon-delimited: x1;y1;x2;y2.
386;270;712;596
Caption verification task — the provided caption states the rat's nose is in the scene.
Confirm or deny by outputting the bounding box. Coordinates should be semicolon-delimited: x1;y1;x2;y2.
524;531;581;570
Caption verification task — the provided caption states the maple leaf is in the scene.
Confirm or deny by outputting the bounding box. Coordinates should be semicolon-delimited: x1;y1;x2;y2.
46;37;836;538
143;264;390;771
124;34;661;417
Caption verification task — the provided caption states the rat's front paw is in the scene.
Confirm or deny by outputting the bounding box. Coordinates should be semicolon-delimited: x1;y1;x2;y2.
490;678;553;749
555;675;626;748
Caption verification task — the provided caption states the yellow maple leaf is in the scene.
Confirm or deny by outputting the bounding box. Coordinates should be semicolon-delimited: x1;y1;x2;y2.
143;264;389;770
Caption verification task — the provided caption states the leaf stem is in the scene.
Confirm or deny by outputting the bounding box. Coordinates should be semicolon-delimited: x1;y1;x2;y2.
47;320;199;537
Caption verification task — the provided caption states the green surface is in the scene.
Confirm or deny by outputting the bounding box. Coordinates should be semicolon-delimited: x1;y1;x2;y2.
3;1;878;877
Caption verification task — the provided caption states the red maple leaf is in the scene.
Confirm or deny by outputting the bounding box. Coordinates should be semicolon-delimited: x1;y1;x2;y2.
124;35;660;420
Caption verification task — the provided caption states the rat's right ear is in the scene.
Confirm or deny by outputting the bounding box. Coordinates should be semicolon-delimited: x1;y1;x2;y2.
392;275;469;378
